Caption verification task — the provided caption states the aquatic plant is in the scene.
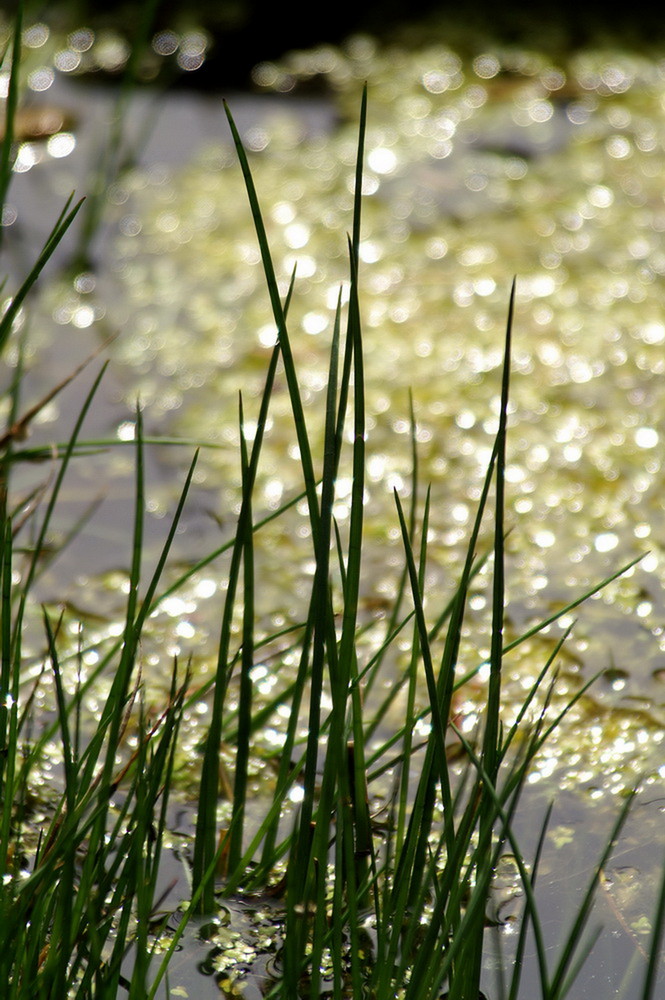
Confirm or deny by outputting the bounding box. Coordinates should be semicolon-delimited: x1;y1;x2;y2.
0;10;664;1000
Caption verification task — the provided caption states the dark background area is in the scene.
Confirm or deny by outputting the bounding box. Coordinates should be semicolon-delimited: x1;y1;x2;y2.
10;1;665;87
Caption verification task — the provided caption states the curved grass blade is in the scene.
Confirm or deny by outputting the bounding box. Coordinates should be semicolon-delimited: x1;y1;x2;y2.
0;334;117;452
193;278;292;912
223;101;320;545
482;277;515;783
506;802;554;1000
547;787;638;999
11;361;108;646
641;843;665;1000
73;0;162;269
0;194;84;356
396;484;430;852
290;289;342;878
227;395;256;873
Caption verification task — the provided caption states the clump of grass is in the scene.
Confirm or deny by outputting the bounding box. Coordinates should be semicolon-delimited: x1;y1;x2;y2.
182;90;663;1000
0;11;664;1000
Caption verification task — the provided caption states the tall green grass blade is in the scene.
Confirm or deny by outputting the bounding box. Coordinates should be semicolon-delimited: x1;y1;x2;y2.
363;392;419;703
393;487;453;834
376;431;501;1000
0;3;21;235
51;413;197;982
313;103;371;995
285;292;344;1000
0;515;12;799
288;290;342;907
0;195;84;356
501;553;643;659
327;83;367;485
11;361;108;654
227;394;255;873
193;276;291;912
223;101;320;543
0;325;27;504
450;281;515;998
146;828;242;1000
130;445;199;641
340;235;372;877
43;610;76;813
256;622;313;877
641;843;665;1000
506;802;554;1000
282;88;369;998
95;401;146;777
396;483;430;852
125;670;188;998
419;727;546;999
193;479;277;895
553;926;605;1000
499;625;574;762
351;84;367;260
14;444;199;801
547;787;638;999
13;484;311;793
483;277;514;780
74;0;162;268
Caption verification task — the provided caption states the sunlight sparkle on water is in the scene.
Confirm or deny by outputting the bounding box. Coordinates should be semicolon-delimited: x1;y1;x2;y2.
635;427;659;448
594;532;619;553
11;30;665;811
368;147;398;174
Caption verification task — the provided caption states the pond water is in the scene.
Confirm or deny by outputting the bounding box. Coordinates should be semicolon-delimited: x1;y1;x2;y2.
3;23;665;999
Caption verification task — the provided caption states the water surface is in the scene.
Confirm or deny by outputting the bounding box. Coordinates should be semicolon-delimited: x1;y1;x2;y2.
3;26;665;997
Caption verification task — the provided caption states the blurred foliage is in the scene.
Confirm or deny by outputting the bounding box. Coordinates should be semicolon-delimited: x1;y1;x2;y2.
4;1;665;88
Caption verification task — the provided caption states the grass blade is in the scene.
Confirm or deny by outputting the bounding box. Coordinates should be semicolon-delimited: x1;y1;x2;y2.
0;2;21;231
227;395;256;873
641;842;665;1000
0;195;84;356
223;101;320;544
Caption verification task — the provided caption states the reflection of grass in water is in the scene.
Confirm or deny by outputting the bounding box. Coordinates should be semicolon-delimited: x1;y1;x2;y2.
1;14;665;1000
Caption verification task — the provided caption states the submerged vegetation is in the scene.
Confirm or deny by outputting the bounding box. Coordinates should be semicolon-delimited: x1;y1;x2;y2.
0;8;664;1000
